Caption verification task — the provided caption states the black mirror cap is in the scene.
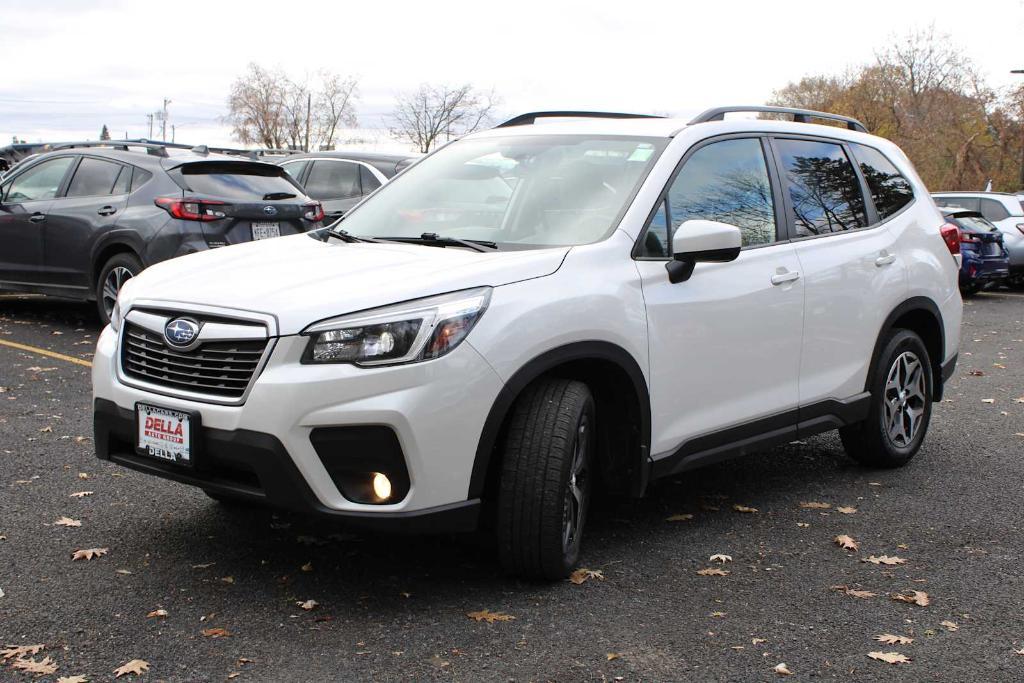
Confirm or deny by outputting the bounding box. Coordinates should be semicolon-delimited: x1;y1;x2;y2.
665;246;741;283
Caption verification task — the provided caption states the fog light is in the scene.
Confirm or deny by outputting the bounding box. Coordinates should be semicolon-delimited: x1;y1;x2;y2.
371;472;392;501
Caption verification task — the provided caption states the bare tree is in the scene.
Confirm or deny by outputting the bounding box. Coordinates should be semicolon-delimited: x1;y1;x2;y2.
315;72;359;150
391;84;498;153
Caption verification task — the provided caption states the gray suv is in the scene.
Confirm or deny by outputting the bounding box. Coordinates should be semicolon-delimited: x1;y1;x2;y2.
0;141;324;323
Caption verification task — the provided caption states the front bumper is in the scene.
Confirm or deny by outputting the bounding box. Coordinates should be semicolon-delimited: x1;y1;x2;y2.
92;321;504;530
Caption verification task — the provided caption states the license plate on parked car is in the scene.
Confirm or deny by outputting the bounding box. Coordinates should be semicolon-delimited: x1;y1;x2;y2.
136;403;193;466
251;222;280;240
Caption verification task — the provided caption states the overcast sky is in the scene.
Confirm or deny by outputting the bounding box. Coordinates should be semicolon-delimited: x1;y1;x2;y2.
2;0;1023;150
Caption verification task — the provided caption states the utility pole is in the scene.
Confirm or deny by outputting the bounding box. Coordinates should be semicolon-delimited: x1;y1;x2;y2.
146;113;154;139
160;98;171;141
304;91;312;152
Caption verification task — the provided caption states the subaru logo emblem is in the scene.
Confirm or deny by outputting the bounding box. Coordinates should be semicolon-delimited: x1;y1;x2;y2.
263;205;277;216
164;318;199;347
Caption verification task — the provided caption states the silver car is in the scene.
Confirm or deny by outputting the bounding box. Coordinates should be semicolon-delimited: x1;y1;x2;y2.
933;192;1024;284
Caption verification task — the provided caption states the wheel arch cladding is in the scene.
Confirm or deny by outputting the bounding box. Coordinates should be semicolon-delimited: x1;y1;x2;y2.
469;341;652;504
92;240;142;286
869;297;945;401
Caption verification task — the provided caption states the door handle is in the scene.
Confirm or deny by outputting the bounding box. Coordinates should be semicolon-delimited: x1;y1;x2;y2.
97;206;117;216
28;212;46;223
875;252;896;267
771;270;801;285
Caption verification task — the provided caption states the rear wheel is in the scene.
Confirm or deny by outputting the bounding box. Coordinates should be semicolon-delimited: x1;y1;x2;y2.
496;378;595;580
95;253;142;325
840;329;933;468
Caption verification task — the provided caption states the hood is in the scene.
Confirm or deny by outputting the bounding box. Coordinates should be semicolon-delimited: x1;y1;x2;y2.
122;234;568;334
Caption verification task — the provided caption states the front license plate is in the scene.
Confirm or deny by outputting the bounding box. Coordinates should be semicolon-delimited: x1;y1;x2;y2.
251;222;280;240
136;403;193;466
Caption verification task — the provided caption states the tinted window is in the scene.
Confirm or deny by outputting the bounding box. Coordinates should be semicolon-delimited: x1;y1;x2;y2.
849;143;914;220
305;160;360;200
131;168;152;192
67;157;123;197
775;138;867;236
6;157;75;202
359;165;382;193
981;198;1010;222
953;215;998;234
111;166;131;195
177;163;301;200
281;160;308;182
642;200;670;256
935;195;980;212
645;138;776;254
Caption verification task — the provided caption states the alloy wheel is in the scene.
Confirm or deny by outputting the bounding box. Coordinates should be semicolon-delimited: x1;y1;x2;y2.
883;351;927;448
102;266;133;319
561;413;590;553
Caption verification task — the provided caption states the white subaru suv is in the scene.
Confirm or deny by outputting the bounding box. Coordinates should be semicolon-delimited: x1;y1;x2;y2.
93;107;961;579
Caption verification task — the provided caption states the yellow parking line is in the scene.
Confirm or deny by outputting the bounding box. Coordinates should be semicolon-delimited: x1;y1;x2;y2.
0;339;93;367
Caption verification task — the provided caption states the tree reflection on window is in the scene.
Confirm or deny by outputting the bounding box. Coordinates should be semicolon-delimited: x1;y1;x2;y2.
775;139;867;236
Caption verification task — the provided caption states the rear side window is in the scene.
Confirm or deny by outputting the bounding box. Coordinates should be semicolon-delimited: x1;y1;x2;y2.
981;198;1010;222
131;168;152;192
935;195;980;212
281;160;308;182
5;156;75;202
66;157;123;197
359;165;382;193
176;162;302;200
849;143;914;220
305;160;361;200
775;138;867;236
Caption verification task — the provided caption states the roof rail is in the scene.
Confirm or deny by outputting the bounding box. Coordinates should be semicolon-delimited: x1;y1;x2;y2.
495;111;665;128
688;106;868;133
49;140;197;157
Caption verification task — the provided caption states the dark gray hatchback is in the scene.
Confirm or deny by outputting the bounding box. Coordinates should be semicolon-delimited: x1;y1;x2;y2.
0;141;323;323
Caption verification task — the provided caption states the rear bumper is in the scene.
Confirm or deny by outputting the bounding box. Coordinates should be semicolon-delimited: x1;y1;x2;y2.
93;398;480;533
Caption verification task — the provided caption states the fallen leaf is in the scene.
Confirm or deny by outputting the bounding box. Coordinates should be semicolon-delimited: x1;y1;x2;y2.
77;472;89;480
467;609;515;623
800;501;830;509
298;600;318;611
220;576;235;584
892;590;930;607
54;516;82;528
201;627;231;638
72;547;108;561
940;620;958;632
191;562;215;569
301;562;313;572
752;638;767;645
968;369;984;376
114;659;149;677
39;426;53;433
57;676;89;683
837;506;858;514
796;522;810;528
981;398;995;404
993;363;1006;369
864;555;906;565
874;634;914;645
831;585;877;599
733;504;758;513
146;609;168;618
665;513;694;522
606;652;621;661
1;644;45;660
834;534;859;551
710;554;733;563
227;674;240;680
773;662;794;676
12;656;58;675
568;568;605;585
69;491;93;498
868;651;911;664
710;611;727;617
115;569;133;575
1015;647;1024;655
697;567;730;576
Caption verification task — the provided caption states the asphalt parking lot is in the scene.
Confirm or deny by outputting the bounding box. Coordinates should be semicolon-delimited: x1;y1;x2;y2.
0;291;1022;682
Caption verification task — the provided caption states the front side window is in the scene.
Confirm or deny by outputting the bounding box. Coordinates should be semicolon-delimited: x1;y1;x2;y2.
340;135;666;248
5;156;75;202
646;137;777;255
775;138;867;236
849;143;914;220
981;198;1010;222
305;160;360;200
66;157;123;198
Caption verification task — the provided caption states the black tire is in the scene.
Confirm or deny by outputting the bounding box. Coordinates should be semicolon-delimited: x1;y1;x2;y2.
840;329;933;468
204;489;260;508
960;282;980;296
496;378;595;580
95;252;142;325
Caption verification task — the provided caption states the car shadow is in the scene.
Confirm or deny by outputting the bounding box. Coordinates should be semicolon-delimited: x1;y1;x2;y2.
0;293;100;330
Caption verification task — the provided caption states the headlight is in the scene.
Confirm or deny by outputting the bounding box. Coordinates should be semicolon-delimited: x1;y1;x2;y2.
302;287;491;365
110;299;123;332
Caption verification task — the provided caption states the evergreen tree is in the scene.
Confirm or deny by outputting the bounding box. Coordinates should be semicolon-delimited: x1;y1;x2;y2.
100;124;111;141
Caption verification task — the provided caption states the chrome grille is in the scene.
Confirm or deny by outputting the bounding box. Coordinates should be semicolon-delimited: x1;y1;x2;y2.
121;322;268;399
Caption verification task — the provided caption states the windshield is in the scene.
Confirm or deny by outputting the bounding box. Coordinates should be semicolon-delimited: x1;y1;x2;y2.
174;162;304;201
338;135;666;248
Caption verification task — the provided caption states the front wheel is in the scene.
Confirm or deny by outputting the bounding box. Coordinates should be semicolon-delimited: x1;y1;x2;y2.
95;253;142;325
840;329;933;468
496;378;595;580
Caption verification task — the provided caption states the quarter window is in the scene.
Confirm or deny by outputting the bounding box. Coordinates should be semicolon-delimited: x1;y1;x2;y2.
359;165;382;194
67;157;123;197
305;160;361;200
5;157;75;202
849;143;914;219
281;160;309;182
774;138;867;236
111;166;131;195
641;138;777;256
981;198;1010;222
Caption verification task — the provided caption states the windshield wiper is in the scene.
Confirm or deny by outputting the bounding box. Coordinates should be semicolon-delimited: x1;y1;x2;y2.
326;228;384;244
263;192;296;200
378;232;498;252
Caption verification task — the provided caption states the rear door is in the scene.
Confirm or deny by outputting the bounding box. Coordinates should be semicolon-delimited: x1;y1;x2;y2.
303;159;363;220
772;136;909;409
0;155;76;285
44;156;131;289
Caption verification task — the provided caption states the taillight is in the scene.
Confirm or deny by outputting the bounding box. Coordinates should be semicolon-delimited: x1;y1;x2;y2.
304;202;325;222
155;197;227;222
939;222;961;255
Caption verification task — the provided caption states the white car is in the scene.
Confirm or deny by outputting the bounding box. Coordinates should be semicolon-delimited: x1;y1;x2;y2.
93;106;962;579
932;191;1024;284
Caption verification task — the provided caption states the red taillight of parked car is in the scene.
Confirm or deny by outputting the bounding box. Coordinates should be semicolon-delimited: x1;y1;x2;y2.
154;197;227;222
939;222;961;255
303;202;325;222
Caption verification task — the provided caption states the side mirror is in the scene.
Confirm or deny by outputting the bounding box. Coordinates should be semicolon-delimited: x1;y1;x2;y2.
666;220;743;283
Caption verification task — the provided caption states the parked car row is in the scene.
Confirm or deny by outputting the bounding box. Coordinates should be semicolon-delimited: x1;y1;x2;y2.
0;139;418;323
932;191;1024;292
